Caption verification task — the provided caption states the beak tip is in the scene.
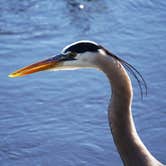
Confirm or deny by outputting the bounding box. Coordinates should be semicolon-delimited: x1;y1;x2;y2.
8;55;61;78
8;73;17;78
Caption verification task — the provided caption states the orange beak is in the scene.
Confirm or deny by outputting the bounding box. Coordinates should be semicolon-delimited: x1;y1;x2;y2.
8;54;64;78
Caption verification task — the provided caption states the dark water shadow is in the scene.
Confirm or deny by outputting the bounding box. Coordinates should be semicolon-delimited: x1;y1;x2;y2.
0;0;37;14
0;0;37;35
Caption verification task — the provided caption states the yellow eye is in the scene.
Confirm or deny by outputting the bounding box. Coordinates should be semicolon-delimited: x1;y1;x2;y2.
68;52;77;58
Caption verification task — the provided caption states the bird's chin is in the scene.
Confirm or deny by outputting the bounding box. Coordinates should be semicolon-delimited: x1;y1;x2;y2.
48;66;81;71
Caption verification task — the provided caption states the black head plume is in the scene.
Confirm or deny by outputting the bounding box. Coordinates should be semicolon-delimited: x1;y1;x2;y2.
63;41;100;54
99;45;147;99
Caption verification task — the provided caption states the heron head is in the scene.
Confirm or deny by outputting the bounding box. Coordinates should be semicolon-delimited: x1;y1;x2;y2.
9;40;147;97
9;40;105;78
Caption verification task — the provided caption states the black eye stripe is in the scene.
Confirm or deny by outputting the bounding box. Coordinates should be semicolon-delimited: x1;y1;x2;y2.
68;52;77;57
60;52;77;61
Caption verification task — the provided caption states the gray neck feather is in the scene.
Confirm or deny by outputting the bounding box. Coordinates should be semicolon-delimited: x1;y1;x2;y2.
96;54;163;166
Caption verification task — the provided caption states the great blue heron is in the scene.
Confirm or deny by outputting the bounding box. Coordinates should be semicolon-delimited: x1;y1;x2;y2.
9;41;164;166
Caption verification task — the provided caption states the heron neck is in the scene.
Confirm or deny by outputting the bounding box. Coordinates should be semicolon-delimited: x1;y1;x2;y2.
96;55;162;166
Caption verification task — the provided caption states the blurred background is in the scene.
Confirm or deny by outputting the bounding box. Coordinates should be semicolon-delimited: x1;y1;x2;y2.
0;0;165;165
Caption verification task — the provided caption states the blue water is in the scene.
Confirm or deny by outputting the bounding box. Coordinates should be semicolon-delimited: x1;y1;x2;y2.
0;0;166;165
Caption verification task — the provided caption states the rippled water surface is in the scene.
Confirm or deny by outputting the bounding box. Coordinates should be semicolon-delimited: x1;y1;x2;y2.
0;0;166;165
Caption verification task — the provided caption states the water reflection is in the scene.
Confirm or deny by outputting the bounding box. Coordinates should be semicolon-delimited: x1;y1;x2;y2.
65;0;91;33
65;0;109;34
